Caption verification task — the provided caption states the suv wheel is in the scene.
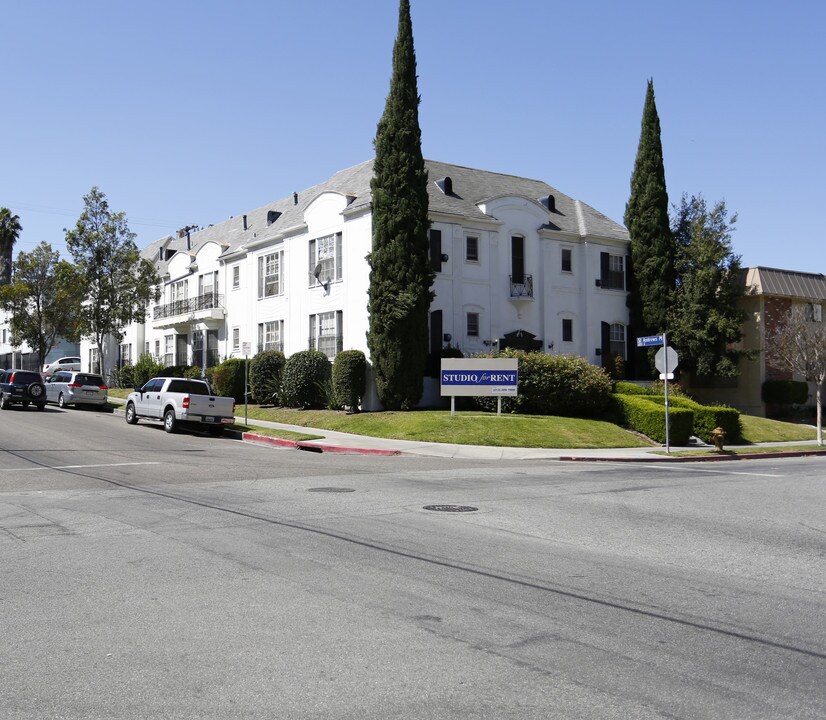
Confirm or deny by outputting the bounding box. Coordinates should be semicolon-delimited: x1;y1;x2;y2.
28;383;45;400
0;394;8;410
36;403;46;411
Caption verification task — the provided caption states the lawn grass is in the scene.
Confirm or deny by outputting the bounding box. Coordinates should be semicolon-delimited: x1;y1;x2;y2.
739;414;817;443
106;387;819;449
655;444;825;458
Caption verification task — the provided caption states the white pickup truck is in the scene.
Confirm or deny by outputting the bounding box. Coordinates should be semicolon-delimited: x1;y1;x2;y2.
125;377;236;435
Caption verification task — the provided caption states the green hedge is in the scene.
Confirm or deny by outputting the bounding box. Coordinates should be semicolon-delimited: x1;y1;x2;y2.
474;350;612;417
249;351;286;405
611;394;694;445
332;350;366;411
212;358;247;402
281;350;331;409
667;396;742;443
133;353;164;389
613;381;649;395
762;380;808;405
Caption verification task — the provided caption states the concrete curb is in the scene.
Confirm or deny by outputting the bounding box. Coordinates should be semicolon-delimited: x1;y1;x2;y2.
560;449;826;463
238;431;400;456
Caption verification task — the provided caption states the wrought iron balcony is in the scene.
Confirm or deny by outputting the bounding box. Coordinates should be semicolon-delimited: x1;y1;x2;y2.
509;274;534;298
152;292;225;325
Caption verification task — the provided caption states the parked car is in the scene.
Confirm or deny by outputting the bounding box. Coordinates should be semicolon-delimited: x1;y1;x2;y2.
125;376;236;434
0;369;47;410
45;371;108;408
42;356;81;377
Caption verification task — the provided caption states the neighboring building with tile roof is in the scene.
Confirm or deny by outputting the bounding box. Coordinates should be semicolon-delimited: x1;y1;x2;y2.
687;266;826;416
86;159;632;409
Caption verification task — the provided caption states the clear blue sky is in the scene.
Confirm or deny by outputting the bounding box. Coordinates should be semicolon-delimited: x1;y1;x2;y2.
2;1;823;272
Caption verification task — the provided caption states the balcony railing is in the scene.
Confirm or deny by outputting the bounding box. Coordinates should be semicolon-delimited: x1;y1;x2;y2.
509;274;534;298
153;292;224;321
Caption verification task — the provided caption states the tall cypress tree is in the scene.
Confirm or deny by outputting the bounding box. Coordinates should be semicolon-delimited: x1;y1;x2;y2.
625;80;675;369
367;0;433;410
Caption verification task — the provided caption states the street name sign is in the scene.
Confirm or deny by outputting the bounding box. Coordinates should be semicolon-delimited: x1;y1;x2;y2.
636;334;664;348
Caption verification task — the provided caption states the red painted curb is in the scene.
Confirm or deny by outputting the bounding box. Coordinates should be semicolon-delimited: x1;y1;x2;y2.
240;432;399;456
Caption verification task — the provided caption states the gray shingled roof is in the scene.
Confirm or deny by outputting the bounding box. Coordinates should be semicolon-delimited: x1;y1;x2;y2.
744;267;826;300
141;159;629;271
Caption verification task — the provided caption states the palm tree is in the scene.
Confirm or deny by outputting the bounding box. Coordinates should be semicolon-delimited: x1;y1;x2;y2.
0;207;22;284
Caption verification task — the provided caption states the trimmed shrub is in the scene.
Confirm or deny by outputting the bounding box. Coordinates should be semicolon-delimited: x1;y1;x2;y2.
133;353;164;389
762;380;808;406
668;396;742;443
332;350;367;411
111;364;135;389
212;358;247;403
611;394;694;445
474;350;612;418
613;381;649;395
249;351;286;405
643;395;742;444
281;350;332;409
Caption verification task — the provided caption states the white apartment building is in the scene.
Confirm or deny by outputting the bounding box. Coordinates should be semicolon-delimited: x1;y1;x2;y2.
85;159;631;409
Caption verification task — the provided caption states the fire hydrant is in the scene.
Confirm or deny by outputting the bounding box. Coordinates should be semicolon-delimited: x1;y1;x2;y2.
711;427;726;451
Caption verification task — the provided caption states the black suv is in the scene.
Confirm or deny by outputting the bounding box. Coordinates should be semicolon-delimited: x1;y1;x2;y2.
0;369;47;410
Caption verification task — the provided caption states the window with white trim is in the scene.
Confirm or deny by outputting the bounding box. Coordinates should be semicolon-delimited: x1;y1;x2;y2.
466;236;479;263
609;323;626;359
232;327;240;352
171;280;187;302
232;265;240;290
257;320;284;352
309;311;342;359
198;271;218;297
562;318;573;343
154;339;161;360
258;250;284;298
466;312;480;337
561;247;572;273
309;233;343;286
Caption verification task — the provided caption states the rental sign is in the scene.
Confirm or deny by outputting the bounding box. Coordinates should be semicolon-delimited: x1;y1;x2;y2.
440;358;519;397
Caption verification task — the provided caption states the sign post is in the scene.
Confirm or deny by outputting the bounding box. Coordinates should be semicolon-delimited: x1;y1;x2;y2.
653;335;680;453
242;341;251;425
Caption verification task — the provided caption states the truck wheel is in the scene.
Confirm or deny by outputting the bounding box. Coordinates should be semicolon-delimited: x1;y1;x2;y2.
125;402;138;425
208;426;224;437
163;408;177;433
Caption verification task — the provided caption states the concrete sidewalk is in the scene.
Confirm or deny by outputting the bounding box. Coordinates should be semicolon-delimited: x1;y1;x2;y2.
111;402;823;462
232;415;826;462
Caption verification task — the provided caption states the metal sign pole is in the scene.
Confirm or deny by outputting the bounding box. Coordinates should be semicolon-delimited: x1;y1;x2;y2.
244;354;249;425
451;395;455;417
663;331;670;453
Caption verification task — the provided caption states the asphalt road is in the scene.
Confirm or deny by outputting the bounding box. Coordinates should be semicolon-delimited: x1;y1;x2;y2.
1;404;824;719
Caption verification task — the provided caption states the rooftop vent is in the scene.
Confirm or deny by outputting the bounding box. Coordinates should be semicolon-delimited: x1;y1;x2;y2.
436;176;453;195
267;210;282;225
293;192;299;205
242;215;248;231
542;195;556;212
345;194;357;206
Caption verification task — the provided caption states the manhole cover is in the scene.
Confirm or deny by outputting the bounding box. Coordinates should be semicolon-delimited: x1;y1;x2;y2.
307;487;356;493
422;504;478;513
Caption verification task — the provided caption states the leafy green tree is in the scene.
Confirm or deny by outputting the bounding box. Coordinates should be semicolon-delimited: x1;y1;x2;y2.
0;207;22;284
625;80;675;375
0;242;84;368
765;304;826;446
65;187;159;379
668;195;746;380
366;0;434;410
